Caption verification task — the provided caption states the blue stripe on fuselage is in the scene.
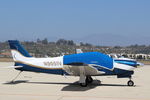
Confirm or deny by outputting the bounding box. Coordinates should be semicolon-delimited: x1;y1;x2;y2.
15;63;68;75
14;62;133;78
114;60;137;67
92;65;134;77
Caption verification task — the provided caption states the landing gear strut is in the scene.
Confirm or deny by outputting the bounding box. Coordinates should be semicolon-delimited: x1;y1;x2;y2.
79;76;93;87
79;67;94;87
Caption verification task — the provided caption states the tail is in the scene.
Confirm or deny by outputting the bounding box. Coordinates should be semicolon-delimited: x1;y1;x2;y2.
8;40;32;61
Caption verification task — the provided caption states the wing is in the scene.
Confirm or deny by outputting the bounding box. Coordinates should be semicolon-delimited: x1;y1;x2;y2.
63;63;105;76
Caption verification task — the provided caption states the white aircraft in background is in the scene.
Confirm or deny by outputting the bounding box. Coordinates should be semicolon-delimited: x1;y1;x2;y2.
7;40;143;87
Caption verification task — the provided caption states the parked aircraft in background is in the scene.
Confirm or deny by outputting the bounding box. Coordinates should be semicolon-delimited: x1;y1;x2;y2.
7;40;143;87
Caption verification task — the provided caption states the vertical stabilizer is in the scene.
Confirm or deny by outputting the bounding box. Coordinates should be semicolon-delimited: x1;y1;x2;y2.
8;40;32;61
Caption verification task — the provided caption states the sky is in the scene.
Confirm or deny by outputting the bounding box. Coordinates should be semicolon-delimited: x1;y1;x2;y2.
0;0;150;46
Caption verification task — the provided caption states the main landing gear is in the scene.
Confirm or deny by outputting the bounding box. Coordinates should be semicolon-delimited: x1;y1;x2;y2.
127;77;134;86
79;76;93;87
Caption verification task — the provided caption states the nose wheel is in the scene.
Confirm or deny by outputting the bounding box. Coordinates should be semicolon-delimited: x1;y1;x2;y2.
127;80;134;86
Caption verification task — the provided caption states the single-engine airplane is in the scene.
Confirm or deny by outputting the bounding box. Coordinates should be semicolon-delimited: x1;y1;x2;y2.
7;40;142;87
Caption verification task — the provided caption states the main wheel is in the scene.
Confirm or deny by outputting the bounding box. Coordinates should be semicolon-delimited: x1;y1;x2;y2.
86;76;93;83
127;80;134;86
80;83;87;87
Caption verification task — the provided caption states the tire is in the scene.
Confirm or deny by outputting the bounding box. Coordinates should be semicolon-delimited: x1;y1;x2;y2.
127;80;134;86
80;83;87;87
86;76;93;83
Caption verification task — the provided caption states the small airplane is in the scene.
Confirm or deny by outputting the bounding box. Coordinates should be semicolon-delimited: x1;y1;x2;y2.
7;40;143;87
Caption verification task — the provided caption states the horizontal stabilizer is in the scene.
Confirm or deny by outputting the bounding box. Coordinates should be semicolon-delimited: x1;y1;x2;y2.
0;66;23;69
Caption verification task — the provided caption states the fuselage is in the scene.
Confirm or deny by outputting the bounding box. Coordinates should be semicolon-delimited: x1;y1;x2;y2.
8;40;141;87
13;50;135;78
8;40;137;78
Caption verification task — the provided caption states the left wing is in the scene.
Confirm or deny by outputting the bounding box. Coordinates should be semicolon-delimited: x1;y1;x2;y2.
63;63;105;76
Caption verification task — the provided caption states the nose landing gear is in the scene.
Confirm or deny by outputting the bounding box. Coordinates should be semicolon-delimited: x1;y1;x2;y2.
127;77;134;86
127;80;134;86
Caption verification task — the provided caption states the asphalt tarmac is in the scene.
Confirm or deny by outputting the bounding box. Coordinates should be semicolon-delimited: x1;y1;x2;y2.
0;62;150;100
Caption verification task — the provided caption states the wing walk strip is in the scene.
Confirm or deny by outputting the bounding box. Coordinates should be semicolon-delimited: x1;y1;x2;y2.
15;60;63;70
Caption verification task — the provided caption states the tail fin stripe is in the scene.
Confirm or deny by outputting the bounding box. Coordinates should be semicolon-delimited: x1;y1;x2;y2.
8;40;32;57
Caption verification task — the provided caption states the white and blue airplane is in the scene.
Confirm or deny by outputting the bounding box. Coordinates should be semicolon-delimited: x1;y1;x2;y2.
8;40;142;87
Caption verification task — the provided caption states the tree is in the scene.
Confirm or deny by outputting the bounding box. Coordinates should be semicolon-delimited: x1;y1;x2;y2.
37;38;41;43
80;42;84;46
137;55;143;59
42;38;48;44
68;40;74;45
56;39;67;45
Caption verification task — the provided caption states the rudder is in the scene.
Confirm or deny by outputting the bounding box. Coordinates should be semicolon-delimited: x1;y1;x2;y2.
8;40;32;57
